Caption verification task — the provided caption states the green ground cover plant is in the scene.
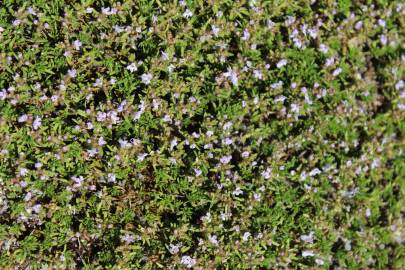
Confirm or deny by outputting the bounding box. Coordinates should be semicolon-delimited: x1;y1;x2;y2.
0;0;404;269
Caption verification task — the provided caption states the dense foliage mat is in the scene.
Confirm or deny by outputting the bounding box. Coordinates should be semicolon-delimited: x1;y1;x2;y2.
0;0;404;269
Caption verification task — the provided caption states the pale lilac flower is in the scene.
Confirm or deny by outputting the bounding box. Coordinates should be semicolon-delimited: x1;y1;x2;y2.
275;95;287;103
253;69;263;80
223;137;233;145
86;7;94;13
72;176;84;188
194;168;202;177
325;56;335;67
126;63;137;73
35;162;43;169
93;78;103;87
253;193;261;201
242;29;250;41
137;153;148;162
395;80;404;90
161;51;169;61
223;67;238;86
291;103;300;113
183;9;193;18
332;67;342;76
68;69;77;78
121;233;134;244
208;234;219;246
241;151;250;158
87;148;98;157
181;256;196;269
118;138;131;149
141;73;153;84
32;204;41;214
261;168;272;179
19;168;29;176
212;25;220;37
97;112;107;122
33;117;42;130
380;35;387;45
355;21;363;30
73;40;82;50
18;114;28;123
206;130;214;137
300;232;315;243
276;59;288;68
0;89;6;100
319;44;329;53
107;173;116;183
203;143;213;149
220;155;232;164
169;243;181;254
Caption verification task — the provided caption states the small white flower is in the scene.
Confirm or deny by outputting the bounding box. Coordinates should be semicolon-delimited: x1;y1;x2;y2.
241;151;250;158
141;73;153;84
206;130;214;137
242;232;251;241
315;258;324;265
86;7;94;13
276;59;288;68
302;250;315;257
253;193;261;201
170;138;178;150
232;187;243;196
183;9;193;18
